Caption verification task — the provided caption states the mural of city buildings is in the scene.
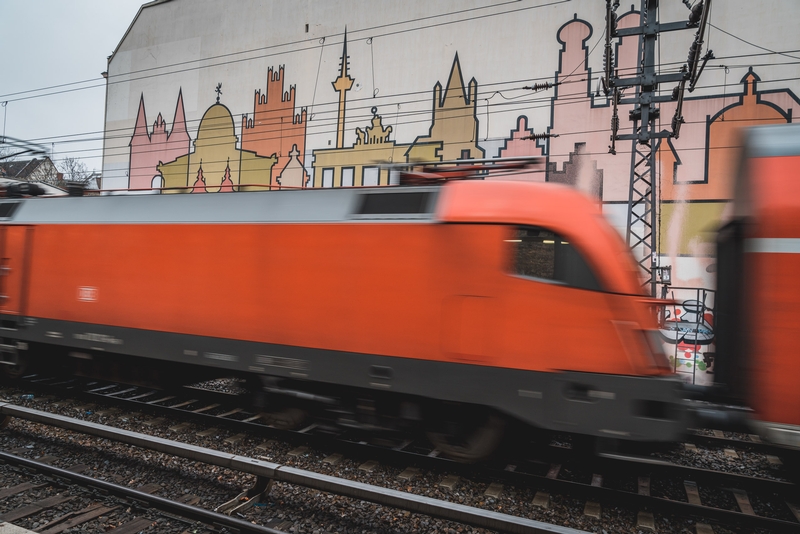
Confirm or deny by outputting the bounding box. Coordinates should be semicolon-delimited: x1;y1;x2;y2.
107;1;800;385
119;4;799;299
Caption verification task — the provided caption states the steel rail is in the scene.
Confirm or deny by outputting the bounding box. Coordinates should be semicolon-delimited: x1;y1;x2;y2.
101;393;800;532
7;381;800;532
0;450;282;534
596;452;797;496
689;431;799;459
98;384;798;497
0;402;587;534
490;459;800;534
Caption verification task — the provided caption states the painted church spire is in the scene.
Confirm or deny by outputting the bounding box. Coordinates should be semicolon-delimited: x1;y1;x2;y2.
170;89;189;141
130;94;150;146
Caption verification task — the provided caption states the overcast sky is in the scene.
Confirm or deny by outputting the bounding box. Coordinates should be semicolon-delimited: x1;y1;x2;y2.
0;0;145;172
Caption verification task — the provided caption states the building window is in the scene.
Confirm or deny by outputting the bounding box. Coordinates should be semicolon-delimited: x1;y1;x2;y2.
342;167;355;187
362;166;379;186
322;168;334;188
510;226;602;291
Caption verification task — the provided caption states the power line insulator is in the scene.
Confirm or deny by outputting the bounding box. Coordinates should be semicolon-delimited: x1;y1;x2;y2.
522;82;555;92
671;115;685;133
688;1;704;26
521;132;559;141
687;41;700;71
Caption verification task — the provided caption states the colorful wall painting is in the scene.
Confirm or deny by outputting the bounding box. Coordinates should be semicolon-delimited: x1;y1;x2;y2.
156;91;277;193
241;66;309;189
114;6;799;384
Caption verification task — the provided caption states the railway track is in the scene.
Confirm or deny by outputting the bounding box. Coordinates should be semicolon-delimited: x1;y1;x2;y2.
688;428;793;461
0;400;586;534
0;452;280;533
3;376;800;533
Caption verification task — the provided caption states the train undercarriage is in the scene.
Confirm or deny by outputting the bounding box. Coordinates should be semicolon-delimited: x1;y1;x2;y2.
0;340;518;462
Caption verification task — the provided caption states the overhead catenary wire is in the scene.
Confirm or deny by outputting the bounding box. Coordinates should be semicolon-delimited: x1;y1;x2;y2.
19;60;799;170
100;110;786;180
6;3;800;176
21;75;595;150
2;6;796;105
0;0;572;104
31;72;800;176
6;0;615;171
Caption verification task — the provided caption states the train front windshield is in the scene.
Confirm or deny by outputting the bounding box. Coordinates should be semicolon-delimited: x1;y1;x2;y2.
511;226;603;292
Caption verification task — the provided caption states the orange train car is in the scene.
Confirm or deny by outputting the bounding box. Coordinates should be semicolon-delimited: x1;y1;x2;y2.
0;179;688;458
715;123;800;449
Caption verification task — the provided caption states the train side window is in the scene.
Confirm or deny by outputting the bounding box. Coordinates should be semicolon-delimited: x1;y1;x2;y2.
0;202;20;219
510;227;603;291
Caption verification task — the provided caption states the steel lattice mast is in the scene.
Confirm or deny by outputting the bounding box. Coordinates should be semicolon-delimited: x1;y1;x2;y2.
604;0;712;295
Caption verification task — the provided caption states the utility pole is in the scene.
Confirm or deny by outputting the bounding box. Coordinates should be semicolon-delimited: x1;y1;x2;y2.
603;0;711;295
1;102;7;145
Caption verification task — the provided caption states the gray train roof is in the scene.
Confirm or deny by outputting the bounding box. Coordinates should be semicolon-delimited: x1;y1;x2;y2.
745;123;800;158
0;186;442;225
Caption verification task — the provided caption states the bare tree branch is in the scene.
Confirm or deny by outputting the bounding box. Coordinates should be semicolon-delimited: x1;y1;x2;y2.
0;145;17;162
58;157;92;185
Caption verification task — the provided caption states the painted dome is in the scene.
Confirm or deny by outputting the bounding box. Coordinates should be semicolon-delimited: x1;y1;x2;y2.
195;103;237;148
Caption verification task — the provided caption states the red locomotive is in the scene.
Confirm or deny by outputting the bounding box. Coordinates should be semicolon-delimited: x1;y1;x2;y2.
0;171;689;459
2;125;798;460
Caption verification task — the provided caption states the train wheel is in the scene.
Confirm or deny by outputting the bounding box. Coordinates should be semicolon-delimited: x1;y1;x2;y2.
260;407;308;430
1;351;26;380
426;406;506;463
2;362;26;380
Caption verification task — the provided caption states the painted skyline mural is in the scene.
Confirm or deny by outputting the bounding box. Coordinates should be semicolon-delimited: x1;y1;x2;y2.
124;8;799;291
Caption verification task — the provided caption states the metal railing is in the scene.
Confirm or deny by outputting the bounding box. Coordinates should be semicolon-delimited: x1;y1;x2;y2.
655;285;716;385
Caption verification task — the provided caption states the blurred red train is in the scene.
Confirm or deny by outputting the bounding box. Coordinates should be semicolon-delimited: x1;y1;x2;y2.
714;123;800;450
0;168;686;460
0;122;797;460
